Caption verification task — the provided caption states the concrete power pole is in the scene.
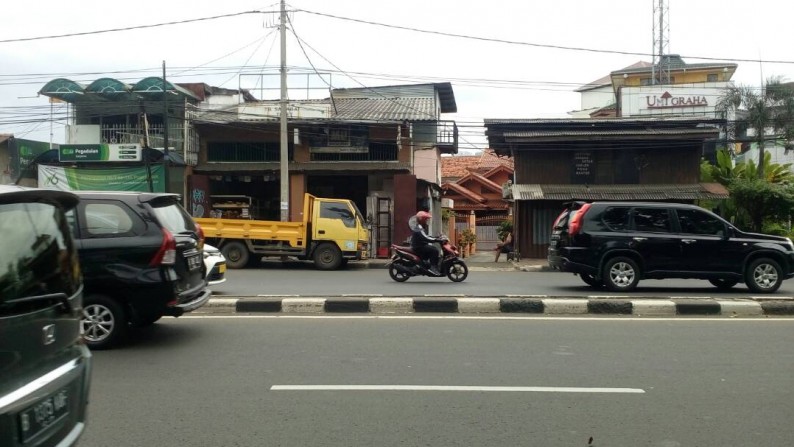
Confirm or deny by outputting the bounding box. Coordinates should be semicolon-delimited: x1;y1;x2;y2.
279;0;290;221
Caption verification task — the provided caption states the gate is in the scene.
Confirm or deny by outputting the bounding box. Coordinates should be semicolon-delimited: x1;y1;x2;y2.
475;214;506;251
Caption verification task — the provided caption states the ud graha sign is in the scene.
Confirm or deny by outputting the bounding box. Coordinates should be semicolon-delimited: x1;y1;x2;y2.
645;91;708;109
59;144;142;162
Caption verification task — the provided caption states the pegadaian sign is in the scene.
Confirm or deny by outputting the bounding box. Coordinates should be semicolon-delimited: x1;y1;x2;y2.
59;144;142;162
646;91;708;108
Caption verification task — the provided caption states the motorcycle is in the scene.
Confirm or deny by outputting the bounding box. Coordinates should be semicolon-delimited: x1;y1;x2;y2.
387;235;469;282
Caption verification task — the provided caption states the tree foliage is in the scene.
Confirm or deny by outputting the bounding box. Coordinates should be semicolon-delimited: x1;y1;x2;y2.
729;178;794;232
716;77;794;179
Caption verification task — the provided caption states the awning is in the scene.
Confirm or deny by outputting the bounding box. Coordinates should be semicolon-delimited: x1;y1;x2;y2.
510;183;729;201
39;77;200;104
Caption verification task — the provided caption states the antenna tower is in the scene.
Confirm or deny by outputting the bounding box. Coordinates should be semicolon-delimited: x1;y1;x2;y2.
651;0;670;85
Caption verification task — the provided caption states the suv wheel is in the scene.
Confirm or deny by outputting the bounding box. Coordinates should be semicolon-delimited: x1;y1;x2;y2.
708;278;739;291
602;257;640;292
579;274;603;288
82;295;128;350
745;258;783;293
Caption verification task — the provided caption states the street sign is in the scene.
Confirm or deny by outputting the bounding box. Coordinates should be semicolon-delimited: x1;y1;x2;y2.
59;144;142;162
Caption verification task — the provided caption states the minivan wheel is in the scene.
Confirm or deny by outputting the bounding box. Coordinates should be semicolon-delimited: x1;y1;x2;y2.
602;257;640;292
708;278;739;291
82;295;128;350
745;258;783;293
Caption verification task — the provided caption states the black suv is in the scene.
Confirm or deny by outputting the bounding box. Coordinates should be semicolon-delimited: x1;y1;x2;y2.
548;201;794;293
0;186;91;446
69;192;210;349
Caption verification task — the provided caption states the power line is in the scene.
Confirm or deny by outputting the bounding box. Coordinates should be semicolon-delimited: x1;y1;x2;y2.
295;9;794;66
0;10;272;44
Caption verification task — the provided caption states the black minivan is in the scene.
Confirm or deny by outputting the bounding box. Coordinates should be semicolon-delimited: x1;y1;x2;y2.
548;201;794;293
70;192;210;349
0;186;92;446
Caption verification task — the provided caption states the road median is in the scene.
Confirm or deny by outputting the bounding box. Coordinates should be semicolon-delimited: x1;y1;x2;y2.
198;295;794;317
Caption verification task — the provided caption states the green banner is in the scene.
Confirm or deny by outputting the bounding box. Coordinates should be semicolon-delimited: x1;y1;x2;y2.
38;165;164;192
12;139;53;177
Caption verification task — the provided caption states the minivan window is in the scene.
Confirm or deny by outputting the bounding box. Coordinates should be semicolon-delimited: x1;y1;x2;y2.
85;202;135;235
677;209;726;236
0;202;79;305
151;202;196;234
633;208;671;233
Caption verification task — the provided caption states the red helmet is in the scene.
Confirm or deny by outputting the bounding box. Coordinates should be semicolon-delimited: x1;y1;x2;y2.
416;211;432;224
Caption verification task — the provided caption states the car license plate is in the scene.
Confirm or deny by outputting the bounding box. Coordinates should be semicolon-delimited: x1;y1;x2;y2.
19;388;69;443
187;255;202;271
219;264;226;273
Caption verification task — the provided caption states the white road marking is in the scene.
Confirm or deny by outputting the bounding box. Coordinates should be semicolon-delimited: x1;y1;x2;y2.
184;314;794;322
271;385;645;394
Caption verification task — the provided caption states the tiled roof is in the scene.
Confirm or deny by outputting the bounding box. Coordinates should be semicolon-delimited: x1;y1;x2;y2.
576;61;652;92
441;149;513;180
333;97;437;121
510;183;729;201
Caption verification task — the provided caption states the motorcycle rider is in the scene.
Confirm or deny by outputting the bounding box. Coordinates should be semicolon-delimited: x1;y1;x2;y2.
410;210;441;276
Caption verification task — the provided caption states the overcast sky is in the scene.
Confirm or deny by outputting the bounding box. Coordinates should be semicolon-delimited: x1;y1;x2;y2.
2;0;793;152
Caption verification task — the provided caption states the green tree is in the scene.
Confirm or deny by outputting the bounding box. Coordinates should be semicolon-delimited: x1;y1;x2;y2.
717;76;794;180
729;179;794;232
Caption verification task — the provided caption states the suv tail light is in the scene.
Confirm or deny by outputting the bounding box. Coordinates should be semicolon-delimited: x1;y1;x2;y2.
150;228;177;266
196;223;205;251
568;203;591;236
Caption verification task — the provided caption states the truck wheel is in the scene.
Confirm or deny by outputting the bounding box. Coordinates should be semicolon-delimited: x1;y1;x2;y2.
82;295;128;350
222;241;249;269
314;244;342;270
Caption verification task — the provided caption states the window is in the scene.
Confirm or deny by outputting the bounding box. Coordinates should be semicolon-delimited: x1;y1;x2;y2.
83;202;138;237
601;207;631;231
707;73;718;82
633;208;671;233
0;202;80;303
677;209;726;236
151;203;196;234
320;202;356;228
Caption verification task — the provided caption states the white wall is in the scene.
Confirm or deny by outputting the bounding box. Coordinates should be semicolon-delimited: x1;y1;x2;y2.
580;85;615;110
620;82;732;117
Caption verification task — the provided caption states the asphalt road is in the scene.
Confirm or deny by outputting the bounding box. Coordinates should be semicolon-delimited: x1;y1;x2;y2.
79;316;794;447
211;265;794;298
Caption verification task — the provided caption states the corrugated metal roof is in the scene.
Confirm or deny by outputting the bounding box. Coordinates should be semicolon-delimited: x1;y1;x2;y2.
510;183;729;201
484;116;724;125
503;128;719;139
333;97;437;121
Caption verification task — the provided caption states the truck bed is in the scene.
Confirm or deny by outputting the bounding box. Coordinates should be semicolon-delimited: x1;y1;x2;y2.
194;217;306;249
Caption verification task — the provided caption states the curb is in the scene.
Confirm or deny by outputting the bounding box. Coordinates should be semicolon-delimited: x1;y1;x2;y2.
200;296;794;317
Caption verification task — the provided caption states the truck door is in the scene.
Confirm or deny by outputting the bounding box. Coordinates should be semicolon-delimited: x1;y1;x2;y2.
313;200;359;252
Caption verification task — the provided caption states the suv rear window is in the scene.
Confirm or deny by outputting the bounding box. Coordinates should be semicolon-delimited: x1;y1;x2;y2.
0;202;80;306
601;207;630;231
151;202;196;234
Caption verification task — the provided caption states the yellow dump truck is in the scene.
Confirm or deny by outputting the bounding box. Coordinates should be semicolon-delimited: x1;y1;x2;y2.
195;194;369;270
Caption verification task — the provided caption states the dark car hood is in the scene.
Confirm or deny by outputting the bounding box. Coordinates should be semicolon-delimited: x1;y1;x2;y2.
735;230;790;243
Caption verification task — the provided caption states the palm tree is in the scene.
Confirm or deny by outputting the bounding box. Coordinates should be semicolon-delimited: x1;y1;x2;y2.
717;77;794;180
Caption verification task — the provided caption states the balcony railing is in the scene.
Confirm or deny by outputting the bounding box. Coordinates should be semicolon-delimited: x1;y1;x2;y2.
99;123;198;165
436;120;458;154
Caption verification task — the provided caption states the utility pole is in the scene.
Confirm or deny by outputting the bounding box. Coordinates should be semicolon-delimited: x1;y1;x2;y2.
279;0;290;221
162;60;170;193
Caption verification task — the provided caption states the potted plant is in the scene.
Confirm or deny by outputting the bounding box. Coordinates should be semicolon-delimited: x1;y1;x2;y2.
459;228;477;258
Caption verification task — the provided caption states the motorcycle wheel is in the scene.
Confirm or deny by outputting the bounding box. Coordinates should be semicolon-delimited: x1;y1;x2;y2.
388;260;411;282
446;260;468;282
